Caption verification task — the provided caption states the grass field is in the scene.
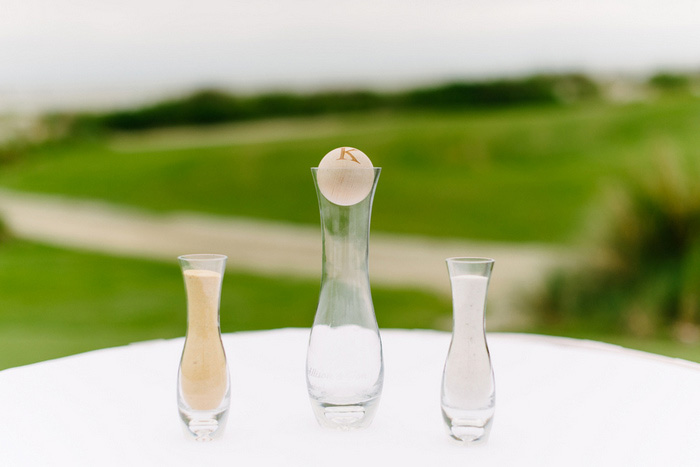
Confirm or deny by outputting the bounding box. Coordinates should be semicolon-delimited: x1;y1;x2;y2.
0;239;452;370
1;239;698;369
2;97;699;243
2;96;700;368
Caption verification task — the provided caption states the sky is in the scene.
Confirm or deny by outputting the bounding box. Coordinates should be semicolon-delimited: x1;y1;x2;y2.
1;0;699;111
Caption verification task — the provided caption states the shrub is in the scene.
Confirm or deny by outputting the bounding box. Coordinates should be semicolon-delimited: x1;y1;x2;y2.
99;90;248;130
402;75;591;109
0;216;10;244
0;141;25;166
535;144;700;341
649;72;691;92
1;113;82;166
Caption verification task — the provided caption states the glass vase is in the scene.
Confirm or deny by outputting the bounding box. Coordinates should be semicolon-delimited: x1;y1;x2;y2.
306;167;383;430
441;257;495;445
177;254;230;441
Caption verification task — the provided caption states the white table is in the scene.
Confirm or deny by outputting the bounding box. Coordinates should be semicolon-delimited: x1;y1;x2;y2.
1;329;698;466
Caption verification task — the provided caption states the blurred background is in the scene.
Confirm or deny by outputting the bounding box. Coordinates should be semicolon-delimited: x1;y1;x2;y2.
1;0;700;368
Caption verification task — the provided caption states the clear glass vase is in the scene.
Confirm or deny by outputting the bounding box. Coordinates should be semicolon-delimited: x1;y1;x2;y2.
306;167;383;430
441;257;495;445
177;254;230;441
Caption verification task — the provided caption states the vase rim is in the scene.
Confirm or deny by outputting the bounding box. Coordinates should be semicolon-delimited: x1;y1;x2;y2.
311;167;382;170
446;257;495;264
178;254;228;261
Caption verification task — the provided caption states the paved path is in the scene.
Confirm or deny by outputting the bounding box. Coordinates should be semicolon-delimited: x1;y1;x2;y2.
0;189;572;329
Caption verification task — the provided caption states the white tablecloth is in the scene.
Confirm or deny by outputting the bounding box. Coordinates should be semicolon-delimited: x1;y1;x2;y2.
1;329;699;466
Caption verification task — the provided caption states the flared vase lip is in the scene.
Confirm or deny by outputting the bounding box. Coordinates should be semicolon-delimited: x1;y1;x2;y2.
446;257;495;264
178;253;228;261
311;166;382;170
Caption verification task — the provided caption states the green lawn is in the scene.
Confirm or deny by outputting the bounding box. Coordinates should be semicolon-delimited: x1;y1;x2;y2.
0;239;452;370
3;98;700;368
1;239;698;369
3;97;699;243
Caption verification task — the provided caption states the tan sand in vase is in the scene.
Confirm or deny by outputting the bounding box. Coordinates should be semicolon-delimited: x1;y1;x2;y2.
180;269;228;410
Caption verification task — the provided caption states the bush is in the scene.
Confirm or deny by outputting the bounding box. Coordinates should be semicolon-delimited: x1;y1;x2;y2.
0;217;10;244
99;90;248;130
649;72;691;92
0;141;25;166
402;75;588;109
1;114;82;166
534;144;700;341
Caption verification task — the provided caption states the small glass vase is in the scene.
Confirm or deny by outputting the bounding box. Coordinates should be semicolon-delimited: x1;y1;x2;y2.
441;257;495;445
306;167;383;430
177;254;230;441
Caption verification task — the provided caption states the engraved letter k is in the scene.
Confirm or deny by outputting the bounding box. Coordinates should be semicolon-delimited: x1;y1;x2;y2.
338;147;360;163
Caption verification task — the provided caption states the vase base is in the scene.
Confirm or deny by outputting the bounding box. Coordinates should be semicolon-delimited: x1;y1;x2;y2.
442;406;494;445
310;398;379;430
179;407;229;441
447;423;491;445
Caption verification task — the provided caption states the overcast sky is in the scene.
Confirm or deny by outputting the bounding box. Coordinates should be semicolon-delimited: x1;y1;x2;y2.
1;0;699;109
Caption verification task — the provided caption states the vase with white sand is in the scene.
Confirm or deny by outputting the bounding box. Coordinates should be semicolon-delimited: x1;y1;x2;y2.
441;257;496;445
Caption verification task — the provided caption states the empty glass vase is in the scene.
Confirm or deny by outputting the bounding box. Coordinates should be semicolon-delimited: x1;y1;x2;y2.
306;166;383;430
441;257;495;445
177;254;230;441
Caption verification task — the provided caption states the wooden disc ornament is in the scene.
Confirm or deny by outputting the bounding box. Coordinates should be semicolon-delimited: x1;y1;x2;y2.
317;147;375;206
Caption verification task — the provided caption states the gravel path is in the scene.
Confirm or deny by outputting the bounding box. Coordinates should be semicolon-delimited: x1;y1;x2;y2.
0;189;572;329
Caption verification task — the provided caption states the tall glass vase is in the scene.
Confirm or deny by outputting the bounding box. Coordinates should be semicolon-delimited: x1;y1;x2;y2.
177;254;230;441
441;257;495;445
306;167;383;430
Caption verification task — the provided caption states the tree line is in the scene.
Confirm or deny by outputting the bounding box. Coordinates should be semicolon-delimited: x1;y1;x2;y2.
83;74;600;131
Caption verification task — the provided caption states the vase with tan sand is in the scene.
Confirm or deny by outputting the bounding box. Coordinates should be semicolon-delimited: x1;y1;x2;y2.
177;254;230;441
